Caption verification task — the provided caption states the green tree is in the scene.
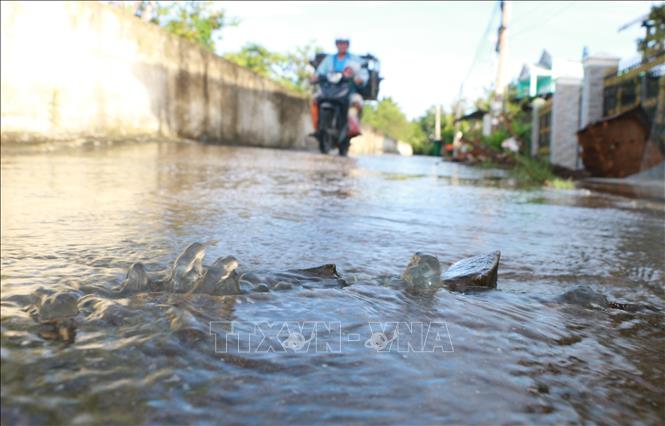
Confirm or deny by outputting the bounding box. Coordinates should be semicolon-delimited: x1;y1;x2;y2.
501;86;532;154
363;97;411;140
637;4;665;61
224;41;322;94
415;106;456;145
224;43;286;78
363;98;430;154
454;86;532;154
405;122;429;155
151;1;238;52
277;42;323;94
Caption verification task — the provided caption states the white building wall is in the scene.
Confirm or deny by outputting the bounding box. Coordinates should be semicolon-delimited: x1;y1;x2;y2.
550;77;583;169
580;55;621;128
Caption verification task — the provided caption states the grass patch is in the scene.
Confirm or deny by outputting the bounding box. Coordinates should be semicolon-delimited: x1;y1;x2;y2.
478;155;576;188
511;156;576;189
509;155;555;185
467;154;576;189
545;178;575;190
476;158;503;169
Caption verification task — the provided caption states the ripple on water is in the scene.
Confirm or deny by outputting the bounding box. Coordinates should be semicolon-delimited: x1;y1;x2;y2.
2;142;664;424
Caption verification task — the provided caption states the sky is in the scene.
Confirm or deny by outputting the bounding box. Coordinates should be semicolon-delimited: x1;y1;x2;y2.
215;1;661;119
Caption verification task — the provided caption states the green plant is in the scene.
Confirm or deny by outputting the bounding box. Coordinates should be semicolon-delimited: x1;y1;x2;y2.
546;178;575;189
151;1;238;52
224;42;323;94
481;129;510;152
637;4;665;60
509;155;556;186
224;43;286;78
507;155;574;189
278;42;324;94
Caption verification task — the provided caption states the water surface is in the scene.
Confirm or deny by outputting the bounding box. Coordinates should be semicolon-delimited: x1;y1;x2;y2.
2;142;664;424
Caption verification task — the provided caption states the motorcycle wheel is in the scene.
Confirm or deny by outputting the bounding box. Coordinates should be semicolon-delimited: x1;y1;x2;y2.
338;137;350;157
318;131;332;154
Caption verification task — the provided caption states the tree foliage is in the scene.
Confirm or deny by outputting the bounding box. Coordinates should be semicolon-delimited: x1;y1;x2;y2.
414;106;456;144
363;98;411;141
362;98;437;155
224;43;285;78
278;43;324;93
501;86;532;154
224;41;322;94
151;1;238;52
637;4;665;60
143;1;319;93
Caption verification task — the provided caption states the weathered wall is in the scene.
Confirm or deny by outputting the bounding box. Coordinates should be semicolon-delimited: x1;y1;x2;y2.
0;1;312;147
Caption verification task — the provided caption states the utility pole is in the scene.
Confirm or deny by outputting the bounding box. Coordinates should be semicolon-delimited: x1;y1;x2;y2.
452;96;463;159
434;104;443;157
435;104;441;141
492;0;511;124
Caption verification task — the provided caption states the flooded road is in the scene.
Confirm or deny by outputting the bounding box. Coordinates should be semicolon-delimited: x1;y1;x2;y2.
2;141;664;425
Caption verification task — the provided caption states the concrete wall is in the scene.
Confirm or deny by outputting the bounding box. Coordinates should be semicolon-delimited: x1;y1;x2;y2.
550;77;582;169
1;1;312;148
349;126;413;156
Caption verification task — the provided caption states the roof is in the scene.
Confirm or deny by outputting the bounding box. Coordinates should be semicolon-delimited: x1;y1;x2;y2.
537;50;553;70
518;63;552;81
517;50;554;82
455;109;487;122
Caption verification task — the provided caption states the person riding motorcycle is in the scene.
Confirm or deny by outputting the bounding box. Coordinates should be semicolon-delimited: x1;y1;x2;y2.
310;37;368;137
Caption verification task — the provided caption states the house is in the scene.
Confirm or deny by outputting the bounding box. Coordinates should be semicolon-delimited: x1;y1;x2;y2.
511;50;585;168
529;7;665;176
531;52;664;174
516;51;554;98
515;50;582;99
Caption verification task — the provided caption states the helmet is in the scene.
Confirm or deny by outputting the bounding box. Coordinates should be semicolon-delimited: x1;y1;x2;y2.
335;36;350;44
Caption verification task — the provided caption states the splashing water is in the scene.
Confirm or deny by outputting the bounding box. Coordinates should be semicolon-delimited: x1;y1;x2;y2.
2;142;664;425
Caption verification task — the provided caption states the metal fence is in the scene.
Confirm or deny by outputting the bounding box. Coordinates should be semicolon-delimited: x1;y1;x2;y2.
537;99;552;157
603;55;665;148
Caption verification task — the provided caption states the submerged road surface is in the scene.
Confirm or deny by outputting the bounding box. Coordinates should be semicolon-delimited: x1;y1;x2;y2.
1;141;664;424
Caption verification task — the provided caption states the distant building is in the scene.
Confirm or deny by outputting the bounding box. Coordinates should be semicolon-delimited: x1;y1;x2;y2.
515;50;583;100
516;51;554;98
529;11;665;175
511;50;585;168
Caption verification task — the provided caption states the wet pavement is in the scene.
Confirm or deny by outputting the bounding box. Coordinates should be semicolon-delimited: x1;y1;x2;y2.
1;141;664;424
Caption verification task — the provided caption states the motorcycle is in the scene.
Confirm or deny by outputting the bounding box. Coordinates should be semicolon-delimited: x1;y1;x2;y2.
314;72;353;156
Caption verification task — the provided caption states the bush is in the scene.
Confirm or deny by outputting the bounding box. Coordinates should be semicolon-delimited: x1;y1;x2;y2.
510;155;555;184
481;129;511;152
511;120;532;154
510;155;573;188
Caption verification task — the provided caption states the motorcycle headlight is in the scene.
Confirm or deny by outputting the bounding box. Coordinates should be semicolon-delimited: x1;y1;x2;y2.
327;73;342;84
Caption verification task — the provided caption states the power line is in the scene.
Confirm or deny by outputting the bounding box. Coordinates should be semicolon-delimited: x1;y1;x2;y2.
512;2;544;20
511;2;575;39
458;1;500;98
510;2;563;28
457;1;575;108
